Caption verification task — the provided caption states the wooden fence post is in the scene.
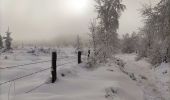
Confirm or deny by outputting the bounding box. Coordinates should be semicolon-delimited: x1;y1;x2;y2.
51;51;57;83
78;51;82;64
88;50;90;58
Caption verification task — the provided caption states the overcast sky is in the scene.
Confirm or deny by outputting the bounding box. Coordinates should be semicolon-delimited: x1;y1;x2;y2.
0;0;160;42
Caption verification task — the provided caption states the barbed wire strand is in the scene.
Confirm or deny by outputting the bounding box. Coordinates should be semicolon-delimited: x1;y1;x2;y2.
25;59;77;93
0;60;51;70
25;82;46;93
0;67;51;86
0;56;76;70
0;59;77;86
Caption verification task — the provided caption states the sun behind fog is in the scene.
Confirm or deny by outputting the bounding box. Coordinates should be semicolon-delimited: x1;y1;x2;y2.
67;0;88;14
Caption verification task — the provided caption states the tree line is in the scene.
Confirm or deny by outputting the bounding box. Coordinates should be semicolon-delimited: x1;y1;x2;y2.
88;0;170;65
121;0;170;65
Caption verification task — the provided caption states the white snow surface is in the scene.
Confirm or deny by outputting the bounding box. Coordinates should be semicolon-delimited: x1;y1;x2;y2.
0;48;169;100
116;53;170;100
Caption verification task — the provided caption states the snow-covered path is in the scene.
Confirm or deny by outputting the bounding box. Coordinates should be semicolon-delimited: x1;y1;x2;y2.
116;54;169;100
116;54;152;77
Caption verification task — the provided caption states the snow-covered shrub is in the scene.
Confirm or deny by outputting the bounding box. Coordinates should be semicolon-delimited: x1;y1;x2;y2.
58;66;78;77
38;47;51;54
27;47;51;56
147;43;162;65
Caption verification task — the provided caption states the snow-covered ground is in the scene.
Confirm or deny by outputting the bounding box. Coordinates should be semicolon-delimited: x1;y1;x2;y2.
0;48;169;100
116;54;170;100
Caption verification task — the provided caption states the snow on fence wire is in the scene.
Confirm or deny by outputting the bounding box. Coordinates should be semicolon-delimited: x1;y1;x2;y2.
25;59;77;93
0;60;51;70
0;67;51;86
0;51;83;86
0;56;77;70
0;59;77;85
0;50;87;100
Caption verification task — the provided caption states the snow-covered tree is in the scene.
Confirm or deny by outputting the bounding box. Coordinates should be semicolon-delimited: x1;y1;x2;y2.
89;19;99;63
137;0;170;64
3;27;12;50
94;0;126;62
156;0;170;63
0;33;3;48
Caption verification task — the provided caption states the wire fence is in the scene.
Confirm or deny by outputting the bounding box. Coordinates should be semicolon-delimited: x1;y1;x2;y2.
0;60;51;70
0;56;76;70
25;59;77;93
0;67;50;86
25;82;46;93
0;50;86;98
0;59;77;86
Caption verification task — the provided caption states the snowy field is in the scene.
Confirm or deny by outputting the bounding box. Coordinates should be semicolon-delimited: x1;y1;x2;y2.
0;48;170;100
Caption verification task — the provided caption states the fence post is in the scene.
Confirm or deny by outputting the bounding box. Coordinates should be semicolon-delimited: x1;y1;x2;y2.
78;51;82;64
88;50;90;58
51;51;57;83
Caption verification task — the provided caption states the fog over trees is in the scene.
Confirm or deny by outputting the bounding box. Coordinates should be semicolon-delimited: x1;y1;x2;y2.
0;0;170;100
0;0;169;65
121;0;170;65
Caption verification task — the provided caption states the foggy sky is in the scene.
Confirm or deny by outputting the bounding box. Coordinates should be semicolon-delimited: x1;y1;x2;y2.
0;0;160;42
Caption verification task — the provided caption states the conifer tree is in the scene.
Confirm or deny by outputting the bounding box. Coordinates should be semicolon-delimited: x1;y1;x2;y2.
4;27;12;50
